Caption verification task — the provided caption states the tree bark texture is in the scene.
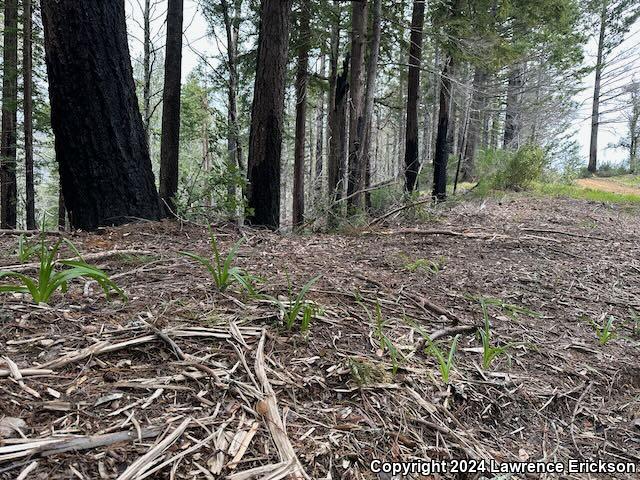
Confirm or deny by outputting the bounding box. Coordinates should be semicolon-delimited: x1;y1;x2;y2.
292;3;310;226
0;0;18;228
246;0;292;229
42;0;162;230
346;0;367;210
159;0;185;216
404;0;425;192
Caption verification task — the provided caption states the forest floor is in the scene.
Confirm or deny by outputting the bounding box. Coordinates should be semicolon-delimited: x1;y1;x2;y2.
1;193;639;479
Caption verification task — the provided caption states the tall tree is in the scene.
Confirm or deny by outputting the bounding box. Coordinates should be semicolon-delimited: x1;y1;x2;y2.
0;0;18;228
431;0;463;201
433;57;455;201
220;0;244;206
42;0;161;230
159;0;184;216
588;0;640;173
24;0;36;229
503;65;523;149
346;0;368;210
246;0;293;228
404;0;426;192
461;69;488;181
327;3;348;216
293;3;311;227
360;0;382;206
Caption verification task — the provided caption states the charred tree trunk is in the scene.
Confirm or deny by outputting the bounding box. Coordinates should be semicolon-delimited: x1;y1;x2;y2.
588;0;607;173
433;57;454;201
42;0;161;230
159;0;184;216
461;69;488;181
292;3;310;226
58;183;66;231
24;0;36;229
246;0;292;229
142;0;152;142
503;65;523;149
404;0;425;192
327;4;347;215
1;0;18;228
346;0;367;210
329;57;349;205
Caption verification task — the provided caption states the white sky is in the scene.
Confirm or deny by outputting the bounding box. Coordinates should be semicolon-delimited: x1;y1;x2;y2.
126;0;640;166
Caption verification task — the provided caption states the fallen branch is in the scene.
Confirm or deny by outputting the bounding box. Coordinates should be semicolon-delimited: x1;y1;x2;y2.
0;367;53;378
116;418;191;480
415;325;481;353
251;330;309;480
0;229;63;236
519;228;606;241
369;198;433;225
0;426;163;463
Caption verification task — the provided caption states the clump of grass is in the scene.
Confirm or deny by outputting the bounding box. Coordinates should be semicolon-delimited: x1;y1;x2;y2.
181;229;256;293
267;275;320;333
363;301;403;374
590;316;616;345
16;235;39;263
404;255;446;275
465;294;540;319
478;299;512;369
348;357;388;386
0;235;124;304
424;335;460;384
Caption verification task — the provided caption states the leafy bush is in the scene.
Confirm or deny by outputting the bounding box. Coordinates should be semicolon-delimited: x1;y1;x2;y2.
0;236;124;304
596;162;628;178
478;145;548;191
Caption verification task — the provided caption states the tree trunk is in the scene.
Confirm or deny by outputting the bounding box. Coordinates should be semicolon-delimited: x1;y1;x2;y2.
461;69;488;181
222;0;244;214
327;4;347;215
588;0;607;173
58;183;66;231
292;3;310;227
0;0;18;229
346;0;368;210
361;0;382;209
433;57;454;201
503;65;523;149
404;0;425;192
142;0;152;143
24;0;36;230
315;54;326;197
159;0;184;216
42;0;162;230
246;0;292;229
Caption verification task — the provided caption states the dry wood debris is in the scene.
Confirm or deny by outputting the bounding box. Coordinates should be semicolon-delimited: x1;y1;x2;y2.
1;195;639;479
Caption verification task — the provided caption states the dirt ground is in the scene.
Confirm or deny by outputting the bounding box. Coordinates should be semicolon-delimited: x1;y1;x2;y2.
1;194;639;479
576;177;640;196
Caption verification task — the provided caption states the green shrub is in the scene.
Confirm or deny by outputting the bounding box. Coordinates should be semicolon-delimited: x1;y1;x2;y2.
478;145;547;191
596;162;628;178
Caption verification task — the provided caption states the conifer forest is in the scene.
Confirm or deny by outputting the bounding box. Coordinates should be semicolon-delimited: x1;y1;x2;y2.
0;0;639;478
